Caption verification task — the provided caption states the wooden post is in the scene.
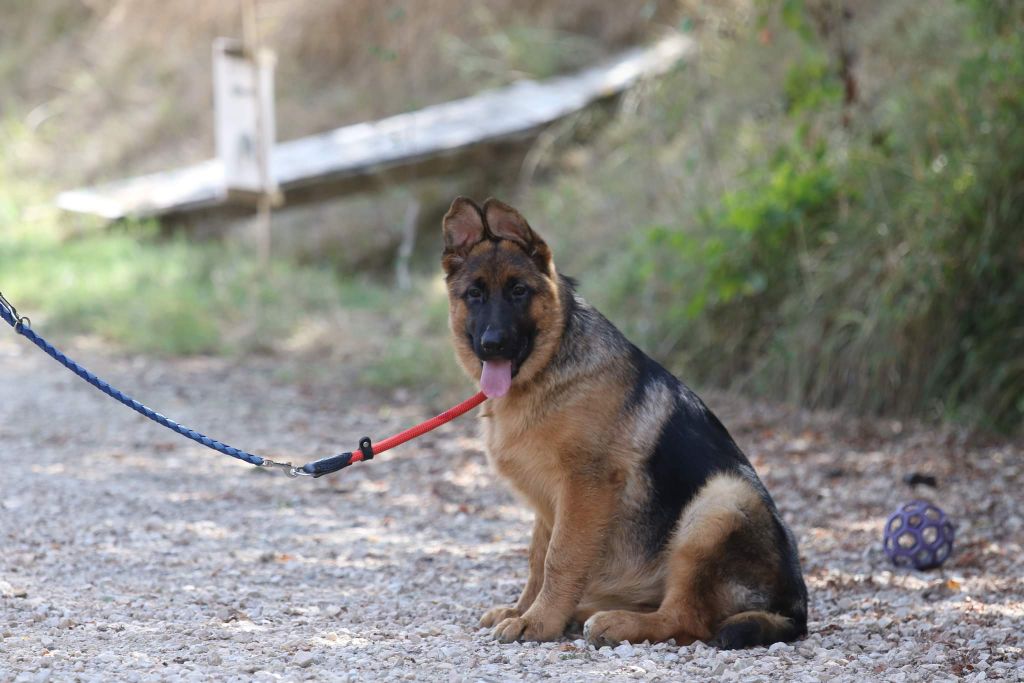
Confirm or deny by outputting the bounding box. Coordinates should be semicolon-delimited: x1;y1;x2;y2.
213;38;278;202
395;199;422;290
214;3;280;263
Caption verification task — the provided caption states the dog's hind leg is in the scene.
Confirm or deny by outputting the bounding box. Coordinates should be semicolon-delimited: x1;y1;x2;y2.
584;474;767;647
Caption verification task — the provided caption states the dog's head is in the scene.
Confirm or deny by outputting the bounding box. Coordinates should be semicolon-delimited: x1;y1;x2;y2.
441;197;564;398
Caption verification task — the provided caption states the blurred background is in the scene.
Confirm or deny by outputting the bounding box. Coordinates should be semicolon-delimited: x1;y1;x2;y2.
1;0;1021;434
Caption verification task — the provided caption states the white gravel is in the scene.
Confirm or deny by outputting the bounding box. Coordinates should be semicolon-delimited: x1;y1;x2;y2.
1;336;1022;682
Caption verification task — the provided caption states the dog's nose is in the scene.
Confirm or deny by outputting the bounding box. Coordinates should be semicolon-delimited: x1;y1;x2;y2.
481;328;507;354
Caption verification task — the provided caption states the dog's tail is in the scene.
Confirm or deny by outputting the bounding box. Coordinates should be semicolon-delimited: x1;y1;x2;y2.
711;609;807;650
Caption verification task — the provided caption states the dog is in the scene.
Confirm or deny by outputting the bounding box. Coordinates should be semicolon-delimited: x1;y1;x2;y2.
441;196;808;649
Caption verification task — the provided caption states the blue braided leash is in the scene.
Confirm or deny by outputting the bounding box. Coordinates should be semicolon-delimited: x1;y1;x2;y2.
0;291;359;477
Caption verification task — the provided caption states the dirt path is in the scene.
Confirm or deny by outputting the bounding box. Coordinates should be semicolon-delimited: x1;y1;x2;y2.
1;335;1021;682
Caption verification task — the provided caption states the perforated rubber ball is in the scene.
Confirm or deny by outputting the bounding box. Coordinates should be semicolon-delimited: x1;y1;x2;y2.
883;500;954;570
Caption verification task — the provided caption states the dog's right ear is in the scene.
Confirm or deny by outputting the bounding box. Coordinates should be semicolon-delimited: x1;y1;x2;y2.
442;196;487;275
442;196;487;252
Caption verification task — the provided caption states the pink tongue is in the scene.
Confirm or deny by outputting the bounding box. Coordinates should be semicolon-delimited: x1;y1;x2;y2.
480;360;513;398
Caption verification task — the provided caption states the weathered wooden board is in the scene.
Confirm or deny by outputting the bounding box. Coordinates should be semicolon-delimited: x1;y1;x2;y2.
213;38;278;196
57;34;693;221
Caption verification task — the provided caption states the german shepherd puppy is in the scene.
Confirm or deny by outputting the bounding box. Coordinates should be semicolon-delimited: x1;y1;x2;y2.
441;197;808;649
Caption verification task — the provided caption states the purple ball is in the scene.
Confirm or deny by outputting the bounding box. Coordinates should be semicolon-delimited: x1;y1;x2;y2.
883;500;955;570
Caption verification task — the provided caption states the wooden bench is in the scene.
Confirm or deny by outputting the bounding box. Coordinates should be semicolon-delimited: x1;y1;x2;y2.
56;34;692;221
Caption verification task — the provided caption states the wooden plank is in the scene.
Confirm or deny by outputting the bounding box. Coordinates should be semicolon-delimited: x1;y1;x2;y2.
56;34;693;221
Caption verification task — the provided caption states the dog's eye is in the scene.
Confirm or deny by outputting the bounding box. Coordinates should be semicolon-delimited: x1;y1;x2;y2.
466;286;483;301
510;283;528;298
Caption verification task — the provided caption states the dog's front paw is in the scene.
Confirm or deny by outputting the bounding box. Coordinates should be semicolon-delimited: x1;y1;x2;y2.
479;605;520;628
491;613;562;643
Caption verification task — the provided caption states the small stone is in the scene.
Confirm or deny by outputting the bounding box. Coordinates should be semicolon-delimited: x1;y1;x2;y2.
613;642;635;658
295;652;316;668
0;580;24;598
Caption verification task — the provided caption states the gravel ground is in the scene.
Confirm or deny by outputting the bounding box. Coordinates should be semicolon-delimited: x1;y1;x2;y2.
1;335;1022;682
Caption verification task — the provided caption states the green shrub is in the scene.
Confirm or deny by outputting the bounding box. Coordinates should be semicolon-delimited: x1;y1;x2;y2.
0;225;344;355
538;0;1023;433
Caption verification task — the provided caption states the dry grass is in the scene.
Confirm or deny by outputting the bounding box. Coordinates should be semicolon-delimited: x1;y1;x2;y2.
4;0;677;184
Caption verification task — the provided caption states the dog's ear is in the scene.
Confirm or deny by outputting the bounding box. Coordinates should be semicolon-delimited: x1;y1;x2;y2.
442;197;487;253
482;198;553;273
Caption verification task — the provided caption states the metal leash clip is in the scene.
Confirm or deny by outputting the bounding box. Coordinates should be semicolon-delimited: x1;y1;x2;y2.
258;458;312;477
0;290;30;330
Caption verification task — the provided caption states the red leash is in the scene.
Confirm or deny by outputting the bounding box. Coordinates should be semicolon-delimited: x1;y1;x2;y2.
301;391;487;477
355;391;486;461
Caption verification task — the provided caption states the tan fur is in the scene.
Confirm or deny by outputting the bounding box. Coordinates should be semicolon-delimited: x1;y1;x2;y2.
482;373;636;643
442;197;798;646
572;381;677;616
581;473;773;645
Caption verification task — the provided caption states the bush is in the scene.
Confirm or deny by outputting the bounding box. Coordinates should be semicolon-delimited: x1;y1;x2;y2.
534;0;1024;433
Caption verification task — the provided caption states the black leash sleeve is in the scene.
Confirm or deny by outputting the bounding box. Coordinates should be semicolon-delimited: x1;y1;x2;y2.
302;452;355;478
302;438;373;478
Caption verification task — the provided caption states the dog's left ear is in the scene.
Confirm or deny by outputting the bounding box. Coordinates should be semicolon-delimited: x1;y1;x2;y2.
482;198;553;274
